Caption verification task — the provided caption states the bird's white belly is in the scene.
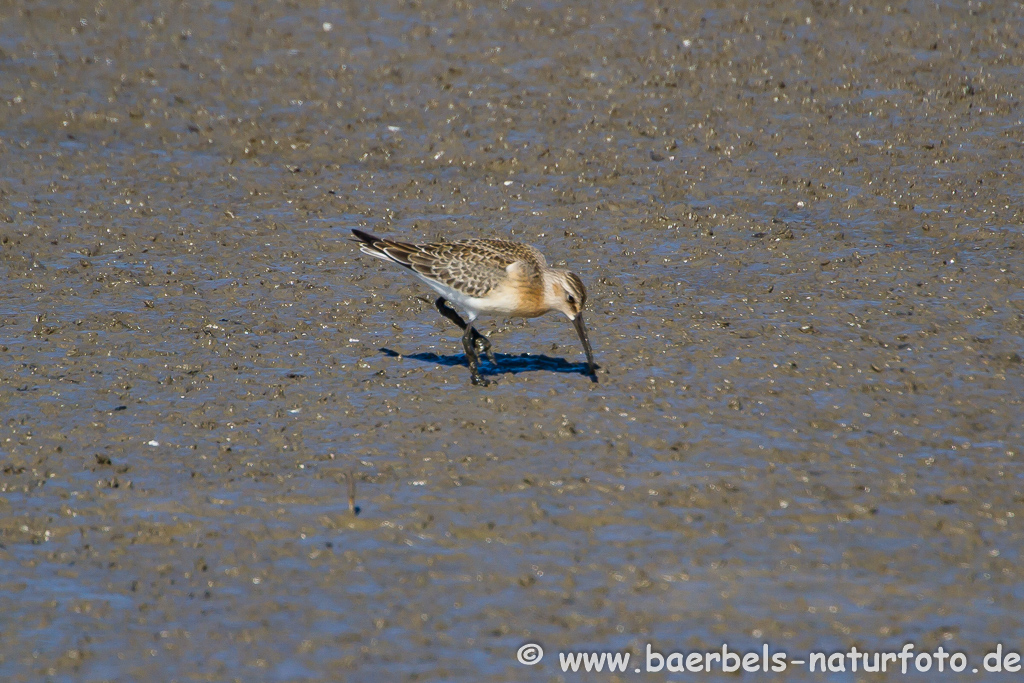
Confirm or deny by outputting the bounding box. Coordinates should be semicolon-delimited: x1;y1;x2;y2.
414;273;495;321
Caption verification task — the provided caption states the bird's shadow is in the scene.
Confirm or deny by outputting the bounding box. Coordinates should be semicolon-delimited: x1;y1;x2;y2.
380;348;597;380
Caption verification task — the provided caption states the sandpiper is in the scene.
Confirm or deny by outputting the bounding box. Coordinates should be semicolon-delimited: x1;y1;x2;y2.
352;229;597;386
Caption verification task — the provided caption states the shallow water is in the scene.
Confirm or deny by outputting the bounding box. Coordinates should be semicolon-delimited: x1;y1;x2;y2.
1;0;1023;680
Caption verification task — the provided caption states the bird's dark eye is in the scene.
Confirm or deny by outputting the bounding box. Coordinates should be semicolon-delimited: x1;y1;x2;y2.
566;294;576;305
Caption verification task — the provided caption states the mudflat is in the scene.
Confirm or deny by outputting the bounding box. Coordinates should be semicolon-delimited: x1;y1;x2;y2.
1;0;1022;680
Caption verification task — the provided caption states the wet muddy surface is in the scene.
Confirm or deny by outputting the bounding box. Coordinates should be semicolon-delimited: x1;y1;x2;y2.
2;0;1023;680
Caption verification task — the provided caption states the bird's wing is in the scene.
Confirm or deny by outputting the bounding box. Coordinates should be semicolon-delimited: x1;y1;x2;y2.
407;239;545;298
352;230;545;298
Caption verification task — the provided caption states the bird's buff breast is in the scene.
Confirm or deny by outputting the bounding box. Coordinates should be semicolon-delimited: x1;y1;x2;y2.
481;279;548;318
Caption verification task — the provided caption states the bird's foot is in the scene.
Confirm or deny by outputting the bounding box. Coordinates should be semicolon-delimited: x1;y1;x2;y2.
469;366;491;386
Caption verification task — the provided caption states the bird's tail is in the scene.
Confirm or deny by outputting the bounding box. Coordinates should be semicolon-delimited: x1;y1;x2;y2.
350;229;417;268
351;228;384;256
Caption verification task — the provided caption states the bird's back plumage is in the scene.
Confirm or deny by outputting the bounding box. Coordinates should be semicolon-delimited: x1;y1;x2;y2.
352;229;546;298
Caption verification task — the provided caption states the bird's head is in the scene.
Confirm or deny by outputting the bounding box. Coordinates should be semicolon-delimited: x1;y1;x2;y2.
544;270;596;377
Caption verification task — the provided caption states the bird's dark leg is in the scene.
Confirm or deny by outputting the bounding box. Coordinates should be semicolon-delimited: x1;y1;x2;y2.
471;327;494;365
435;297;494;384
461;323;489;386
434;297;495;362
434;297;468;330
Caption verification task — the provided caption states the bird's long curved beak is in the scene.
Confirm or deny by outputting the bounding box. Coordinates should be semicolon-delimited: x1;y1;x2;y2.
572;313;597;380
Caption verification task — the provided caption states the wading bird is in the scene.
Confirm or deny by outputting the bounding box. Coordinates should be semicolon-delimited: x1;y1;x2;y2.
352;229;596;386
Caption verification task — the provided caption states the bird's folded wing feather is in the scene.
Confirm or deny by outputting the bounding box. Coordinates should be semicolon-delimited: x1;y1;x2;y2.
405;240;544;298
